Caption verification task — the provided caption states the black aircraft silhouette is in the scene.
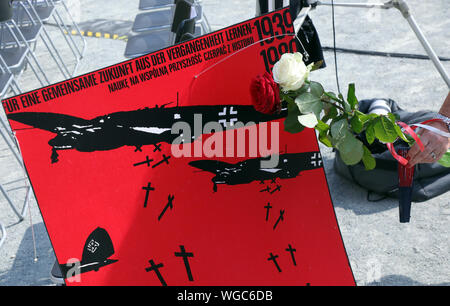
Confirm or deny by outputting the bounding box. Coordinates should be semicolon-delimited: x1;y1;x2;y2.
59;227;118;279
189;151;323;192
8;102;286;163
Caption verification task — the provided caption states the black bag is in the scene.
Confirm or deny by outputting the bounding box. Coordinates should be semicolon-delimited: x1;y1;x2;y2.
334;98;450;202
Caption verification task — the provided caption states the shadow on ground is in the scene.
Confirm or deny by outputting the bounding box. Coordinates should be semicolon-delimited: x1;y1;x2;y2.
0;223;55;286
367;275;450;286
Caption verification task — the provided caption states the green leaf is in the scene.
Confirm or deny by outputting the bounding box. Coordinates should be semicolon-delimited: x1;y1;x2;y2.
310;81;324;98
298;113;318;128
336;132;364;165
331;119;348;140
350;115;364;134
316;120;332;147
290;84;309;97
366;122;376;144
295;92;324;118
319;132;333;147
324;91;338;103
362;145;376;170
350;111;371;134
386;113;408;142
315;120;330;133
438;151;450;167
394;124;409;142
284;102;304;134
347;83;358;110
373;116;398;143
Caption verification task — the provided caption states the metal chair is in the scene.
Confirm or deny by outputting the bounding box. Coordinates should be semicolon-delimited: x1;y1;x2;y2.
14;0;86;77
125;0;193;58
0;16;50;87
179;32;195;42
139;0;175;11
133;0;210;35
9;0;73;79
0;221;5;249
174;17;196;44
36;0;85;76
49;0;87;63
256;0;290;16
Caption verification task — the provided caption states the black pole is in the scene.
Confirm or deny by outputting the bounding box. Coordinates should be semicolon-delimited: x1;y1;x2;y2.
0;0;13;22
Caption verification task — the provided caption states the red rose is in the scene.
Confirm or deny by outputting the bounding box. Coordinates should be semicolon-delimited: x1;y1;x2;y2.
250;72;281;115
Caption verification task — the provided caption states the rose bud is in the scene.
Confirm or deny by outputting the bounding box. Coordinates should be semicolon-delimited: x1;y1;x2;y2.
250;72;281;115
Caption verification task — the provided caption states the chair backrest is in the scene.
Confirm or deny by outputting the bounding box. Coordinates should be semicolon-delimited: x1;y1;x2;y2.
256;0;290;16
175;17;195;43
171;0;193;33
179;32;195;43
0;0;13;22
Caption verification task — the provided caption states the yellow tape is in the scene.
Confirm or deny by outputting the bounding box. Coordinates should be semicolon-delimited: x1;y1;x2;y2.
65;29;128;41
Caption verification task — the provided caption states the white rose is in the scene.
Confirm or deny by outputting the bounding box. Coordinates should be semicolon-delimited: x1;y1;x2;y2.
272;52;311;92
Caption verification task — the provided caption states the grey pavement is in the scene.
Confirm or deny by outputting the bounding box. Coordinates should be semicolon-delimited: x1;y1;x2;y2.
0;0;449;286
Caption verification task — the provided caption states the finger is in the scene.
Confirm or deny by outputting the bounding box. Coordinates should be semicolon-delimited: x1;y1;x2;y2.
408;139;429;165
409;142;434;166
411;143;442;165
407;143;421;160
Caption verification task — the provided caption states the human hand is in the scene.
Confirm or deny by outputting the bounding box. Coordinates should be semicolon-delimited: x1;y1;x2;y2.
407;121;450;167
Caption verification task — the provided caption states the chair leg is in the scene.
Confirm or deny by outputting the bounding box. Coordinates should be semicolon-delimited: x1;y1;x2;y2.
0;221;6;249
58;0;87;59
51;7;82;76
22;0;72;79
5;20;51;86
0;118;23;167
0;184;25;222
0;126;33;222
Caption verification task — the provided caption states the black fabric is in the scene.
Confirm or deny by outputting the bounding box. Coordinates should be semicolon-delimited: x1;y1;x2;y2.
175;17;195;43
293;0;326;67
275;0;284;9
334;98;450;202
171;0;192;33
258;0;269;14
295;16;326;67
0;0;13;22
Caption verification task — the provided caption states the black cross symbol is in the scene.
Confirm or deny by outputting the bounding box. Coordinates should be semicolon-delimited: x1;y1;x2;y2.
153;143;162;152
218;106;238;128
142;183;155;208
145;259;167;286
270;185;281;194
311;153;322;167
259;180;265;185
174;245;194;281
260;186;271;193
134;145;143;152
264;202;272;221
271;178;277;184
268;253;282;272
152;154;171;169
158;195;174;221
273;209;285;230
134;156;153;167
286;244;297;266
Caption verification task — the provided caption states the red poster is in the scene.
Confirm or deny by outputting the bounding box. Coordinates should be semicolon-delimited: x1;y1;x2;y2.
2;8;355;286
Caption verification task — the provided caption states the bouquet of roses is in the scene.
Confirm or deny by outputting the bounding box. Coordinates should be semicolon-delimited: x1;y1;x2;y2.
250;52;450;170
